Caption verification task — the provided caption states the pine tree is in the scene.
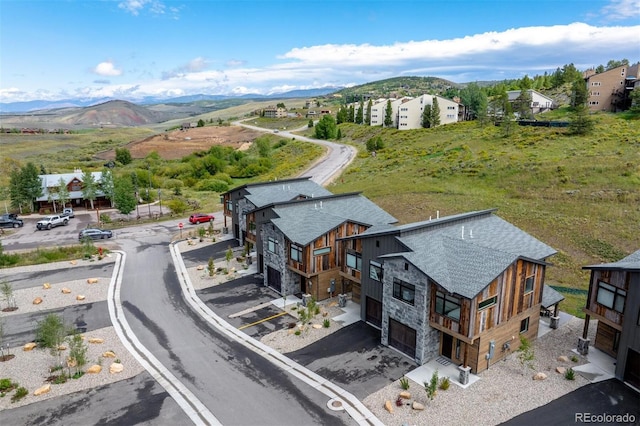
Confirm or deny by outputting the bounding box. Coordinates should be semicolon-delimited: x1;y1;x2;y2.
365;99;372;125
384;100;393;127
355;101;364;124
422;104;432;128
431;97;441;127
82;171;98;210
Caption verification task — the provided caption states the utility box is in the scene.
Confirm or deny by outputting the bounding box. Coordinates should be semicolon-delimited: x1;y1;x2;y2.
338;294;347;308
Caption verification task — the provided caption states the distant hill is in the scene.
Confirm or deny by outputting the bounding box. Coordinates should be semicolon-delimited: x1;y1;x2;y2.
333;76;462;101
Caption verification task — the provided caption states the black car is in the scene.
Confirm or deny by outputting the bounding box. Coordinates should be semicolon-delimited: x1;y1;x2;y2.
78;228;113;240
0;214;23;228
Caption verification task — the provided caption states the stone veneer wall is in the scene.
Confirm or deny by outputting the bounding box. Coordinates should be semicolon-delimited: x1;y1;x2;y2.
261;225;300;296
381;258;440;365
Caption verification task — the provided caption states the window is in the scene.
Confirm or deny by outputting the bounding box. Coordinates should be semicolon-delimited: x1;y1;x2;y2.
520;317;529;333
393;279;415;305
346;251;361;271
435;291;461;321
267;237;277;253
596;281;626;313
524;275;534;293
313;247;330;256
478;296;497;311
290;244;303;262
226;200;233;211
369;261;383;281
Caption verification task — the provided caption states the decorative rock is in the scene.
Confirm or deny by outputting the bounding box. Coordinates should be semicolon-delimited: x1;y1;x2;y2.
110;362;124;374
196;265;205;270
399;391;411;399
556;366;566;374
34;384;51;396
533;372;547;380
57;345;67;351
33;297;43;305
88;338;104;344
87;278;99;284
67;357;77;368
70;260;77;265
102;351;117;358
43;283;51;289
87;365;102;374
384;400;394;414
61;287;72;294
23;342;37;351
412;401;425;411
76;295;86;301
557;355;569;362
312;324;322;329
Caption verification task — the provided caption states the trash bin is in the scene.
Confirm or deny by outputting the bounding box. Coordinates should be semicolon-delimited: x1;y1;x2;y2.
338;294;347;308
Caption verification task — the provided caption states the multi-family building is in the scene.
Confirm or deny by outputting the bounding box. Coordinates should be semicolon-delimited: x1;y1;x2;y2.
584;64;639;112
397;94;459;129
506;89;556;115
579;250;640;390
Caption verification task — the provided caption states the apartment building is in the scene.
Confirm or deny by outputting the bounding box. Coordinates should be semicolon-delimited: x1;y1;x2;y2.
397;94;459;129
585;64;639;112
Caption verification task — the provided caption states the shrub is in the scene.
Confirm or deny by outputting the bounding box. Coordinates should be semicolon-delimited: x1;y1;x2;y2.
99;213;112;224
166;198;188;215
0;378;17;393
11;386;28;403
439;376;450;390
195;179;229;192
322;319;330;328
399;376;410;390
565;368;576;380
294;330;301;336
424;370;439;400
571;355;579;363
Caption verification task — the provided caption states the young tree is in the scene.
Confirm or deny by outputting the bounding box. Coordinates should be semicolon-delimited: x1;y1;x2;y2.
1;280;16;311
569;106;594;135
67;332;88;377
347;105;355;123
570;77;589;109
113;177;136;215
100;169;115;207
81;171;98;210
57;177;70;209
501;101;516;137
115;148;132;165
629;87;640;113
36;313;68;367
430;97;441;127
308;119;314;128
335;106;348;124
384;100;393;127
355;101;364;124
197;119;205;127
514;89;533;119
365;99;372;125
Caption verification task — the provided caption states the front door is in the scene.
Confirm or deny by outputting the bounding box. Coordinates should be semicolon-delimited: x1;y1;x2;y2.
266;266;281;293
365;297;382;328
624;349;640;390
441;332;453;359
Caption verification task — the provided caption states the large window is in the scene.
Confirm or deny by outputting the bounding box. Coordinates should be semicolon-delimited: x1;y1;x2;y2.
596;280;626;313
393;279;415;305
435;291;461;321
290;244;303;262
346;251;362;271
369;261;383;281
267;237;277;253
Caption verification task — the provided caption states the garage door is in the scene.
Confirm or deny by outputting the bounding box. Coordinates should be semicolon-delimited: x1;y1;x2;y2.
389;318;416;358
624;348;640;390
267;266;281;293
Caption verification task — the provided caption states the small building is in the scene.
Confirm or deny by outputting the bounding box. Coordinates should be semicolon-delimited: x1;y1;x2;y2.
36;169;108;212
580;250;640;390
263;106;287;119
506;89;556;115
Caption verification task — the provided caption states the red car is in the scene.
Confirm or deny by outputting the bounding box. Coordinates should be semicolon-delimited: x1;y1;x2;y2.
189;213;215;224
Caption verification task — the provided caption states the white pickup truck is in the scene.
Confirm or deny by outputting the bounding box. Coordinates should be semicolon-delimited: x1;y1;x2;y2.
36;215;69;230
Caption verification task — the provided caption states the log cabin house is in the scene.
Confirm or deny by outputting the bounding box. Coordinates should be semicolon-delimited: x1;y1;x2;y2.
580;250;640;390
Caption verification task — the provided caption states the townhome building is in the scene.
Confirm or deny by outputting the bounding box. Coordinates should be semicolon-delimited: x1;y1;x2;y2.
36;169;107;212
258;193;397;301
579;250;640;390
340;209;556;374
368;99;388;126
396;94;459;129
220;177;332;266
584;63;639;112
263;106;287;118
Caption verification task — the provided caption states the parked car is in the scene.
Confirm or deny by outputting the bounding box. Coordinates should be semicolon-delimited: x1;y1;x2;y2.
36;215;68;230
0;214;23;228
61;207;75;218
79;228;113;240
189;213;215;224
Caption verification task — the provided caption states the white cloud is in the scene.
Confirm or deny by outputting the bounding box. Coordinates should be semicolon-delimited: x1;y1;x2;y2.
93;61;122;77
118;0;166;16
601;0;640;20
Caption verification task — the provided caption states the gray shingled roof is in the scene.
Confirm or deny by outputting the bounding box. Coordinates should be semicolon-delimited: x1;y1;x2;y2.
541;285;565;309
244;180;332;208
380;213;556;299
583;249;640;271
271;195;397;246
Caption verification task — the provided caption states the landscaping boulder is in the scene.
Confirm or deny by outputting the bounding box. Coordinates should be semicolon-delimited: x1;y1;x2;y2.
87;365;102;374
110;363;124;374
533;372;547;380
76;295;86;301
61;287;71;294
88;338;104;344
412;401;425;411
399;391;411;399
556;366;566;374
384;400;394;414
87;278;99;284
43;283;51;289
34;384;51;396
33;297;43;305
103;351;117;358
557;355;569;363
23;342;37;351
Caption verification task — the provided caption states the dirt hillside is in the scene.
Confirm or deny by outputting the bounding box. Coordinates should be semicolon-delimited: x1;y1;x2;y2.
97;125;263;160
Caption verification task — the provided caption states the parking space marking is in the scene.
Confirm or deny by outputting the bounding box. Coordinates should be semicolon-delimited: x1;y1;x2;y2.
238;311;289;330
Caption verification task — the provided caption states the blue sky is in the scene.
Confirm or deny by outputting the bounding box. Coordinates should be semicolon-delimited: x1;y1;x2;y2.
1;0;639;103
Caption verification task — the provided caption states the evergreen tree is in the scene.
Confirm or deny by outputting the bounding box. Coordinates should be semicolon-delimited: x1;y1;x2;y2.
348;105;355;123
422;104;432;128
365;99;372;125
459;83;488;121
81;170;98;210
308;119;314;128
569;106;594;135
314;114;338;140
336;128;342;140
336;106;348;124
629;87;640;113
384;100;393;127
115;148;132;165
20;163;43;213
355;101;364;124
197;119;205;127
570;77;589;109
431;97;441;127
100;169;115;207
514;89;533;119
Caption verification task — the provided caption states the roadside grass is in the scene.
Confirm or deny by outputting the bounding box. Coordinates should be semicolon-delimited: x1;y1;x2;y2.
0;244;103;268
251;116;311;131
328;114;640;318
